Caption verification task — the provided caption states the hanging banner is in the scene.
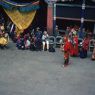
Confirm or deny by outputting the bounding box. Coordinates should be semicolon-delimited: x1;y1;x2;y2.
0;0;40;12
4;9;36;30
0;0;39;35
4;9;36;34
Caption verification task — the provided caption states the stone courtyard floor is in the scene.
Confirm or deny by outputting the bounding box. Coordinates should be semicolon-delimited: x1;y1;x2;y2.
0;42;95;95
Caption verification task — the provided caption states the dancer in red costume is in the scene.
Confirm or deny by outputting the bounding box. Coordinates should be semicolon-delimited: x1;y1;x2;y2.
72;34;79;56
60;36;71;67
79;34;90;58
91;42;95;60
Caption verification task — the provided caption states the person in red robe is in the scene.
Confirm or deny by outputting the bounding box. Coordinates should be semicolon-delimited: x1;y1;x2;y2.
60;36;71;67
73;34;79;56
91;42;95;60
82;35;90;58
70;34;78;57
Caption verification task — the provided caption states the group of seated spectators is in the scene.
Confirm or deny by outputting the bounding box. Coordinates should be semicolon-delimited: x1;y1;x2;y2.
16;27;50;51
0;17;51;51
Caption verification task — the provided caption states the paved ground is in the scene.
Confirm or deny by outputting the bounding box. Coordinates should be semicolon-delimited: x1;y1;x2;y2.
0;42;95;95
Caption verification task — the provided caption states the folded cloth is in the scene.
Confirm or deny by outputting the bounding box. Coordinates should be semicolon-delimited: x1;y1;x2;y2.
0;37;8;45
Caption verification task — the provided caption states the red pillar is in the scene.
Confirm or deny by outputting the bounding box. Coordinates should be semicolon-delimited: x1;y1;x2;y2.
47;4;53;35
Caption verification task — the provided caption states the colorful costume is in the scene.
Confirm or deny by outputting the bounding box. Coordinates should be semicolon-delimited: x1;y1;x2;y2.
91;43;95;60
61;36;71;66
70;35;78;56
79;37;90;58
73;35;79;56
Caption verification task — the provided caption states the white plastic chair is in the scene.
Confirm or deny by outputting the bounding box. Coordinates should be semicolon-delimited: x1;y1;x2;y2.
55;36;63;47
48;36;56;48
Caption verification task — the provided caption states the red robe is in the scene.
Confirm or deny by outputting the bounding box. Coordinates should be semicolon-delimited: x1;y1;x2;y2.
63;40;71;59
82;38;90;50
92;47;95;60
70;36;78;56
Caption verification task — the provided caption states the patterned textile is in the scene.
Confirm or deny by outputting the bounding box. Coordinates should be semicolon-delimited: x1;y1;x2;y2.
0;37;8;45
4;9;36;34
0;0;39;11
0;0;39;35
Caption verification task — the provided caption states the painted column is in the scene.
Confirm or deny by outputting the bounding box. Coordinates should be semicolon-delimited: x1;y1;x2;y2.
80;0;85;38
53;3;56;36
45;0;57;35
47;2;53;35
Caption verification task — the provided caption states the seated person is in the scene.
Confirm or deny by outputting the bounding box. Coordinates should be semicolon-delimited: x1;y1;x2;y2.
16;35;25;50
30;34;36;51
42;31;49;51
25;37;31;49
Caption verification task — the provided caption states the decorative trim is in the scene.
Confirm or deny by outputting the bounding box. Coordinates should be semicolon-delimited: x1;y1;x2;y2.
0;0;40;12
56;17;95;22
2;0;39;7
56;3;95;8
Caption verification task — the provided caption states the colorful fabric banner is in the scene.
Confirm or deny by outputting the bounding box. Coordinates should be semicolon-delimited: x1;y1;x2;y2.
0;0;39;35
4;9;36;34
0;0;40;12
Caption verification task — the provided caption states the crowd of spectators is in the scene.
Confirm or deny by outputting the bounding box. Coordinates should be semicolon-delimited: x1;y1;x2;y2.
59;25;95;61
15;27;50;51
0;15;95;61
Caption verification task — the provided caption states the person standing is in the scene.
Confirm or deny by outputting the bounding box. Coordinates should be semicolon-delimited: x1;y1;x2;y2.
35;27;42;51
66;26;70;36
60;36;71;67
79;34;90;58
91;41;95;60
73;34;79;56
70;31;78;57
